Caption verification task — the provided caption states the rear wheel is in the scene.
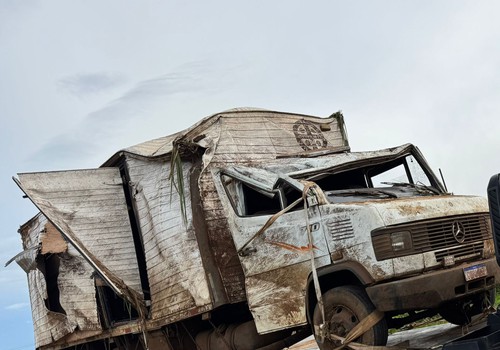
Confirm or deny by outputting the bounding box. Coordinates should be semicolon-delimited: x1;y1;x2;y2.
313;285;388;349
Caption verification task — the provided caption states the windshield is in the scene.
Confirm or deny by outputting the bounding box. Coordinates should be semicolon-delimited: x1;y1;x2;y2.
297;154;442;203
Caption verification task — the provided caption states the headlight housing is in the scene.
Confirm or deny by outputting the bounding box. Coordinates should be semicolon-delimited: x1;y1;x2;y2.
391;231;413;251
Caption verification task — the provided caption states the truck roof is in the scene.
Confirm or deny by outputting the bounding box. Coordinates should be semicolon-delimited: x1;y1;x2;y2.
220;143;419;191
103;107;349;166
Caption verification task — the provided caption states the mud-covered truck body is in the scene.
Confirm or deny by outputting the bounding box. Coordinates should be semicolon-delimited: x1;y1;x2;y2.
12;108;500;349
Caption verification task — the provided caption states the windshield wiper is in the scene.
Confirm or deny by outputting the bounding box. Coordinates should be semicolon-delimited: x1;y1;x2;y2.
327;188;398;198
381;182;441;195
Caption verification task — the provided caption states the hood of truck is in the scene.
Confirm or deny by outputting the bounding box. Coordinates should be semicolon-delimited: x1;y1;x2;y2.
320;194;491;283
366;195;489;227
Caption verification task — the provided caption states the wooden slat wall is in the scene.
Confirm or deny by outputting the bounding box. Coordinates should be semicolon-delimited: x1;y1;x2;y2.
18;168;143;296
20;214;101;348
125;156;212;321
215;116;345;158
58;244;102;330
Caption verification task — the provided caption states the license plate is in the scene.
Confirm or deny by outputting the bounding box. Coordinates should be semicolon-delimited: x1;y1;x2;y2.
463;264;488;281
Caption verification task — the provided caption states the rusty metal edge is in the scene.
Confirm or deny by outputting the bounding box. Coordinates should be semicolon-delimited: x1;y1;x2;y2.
190;157;228;307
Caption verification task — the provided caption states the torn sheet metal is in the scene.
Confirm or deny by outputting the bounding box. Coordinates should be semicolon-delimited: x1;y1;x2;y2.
246;256;331;333
125;156;212;321
19;214;102;348
14;168;145;315
214;171;331;332
100;109;349;305
5;245;39;273
103;108;349;164
266;143;418;178
222;165;280;192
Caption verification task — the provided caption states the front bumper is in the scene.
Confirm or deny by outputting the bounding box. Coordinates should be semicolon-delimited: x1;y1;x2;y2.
366;258;500;312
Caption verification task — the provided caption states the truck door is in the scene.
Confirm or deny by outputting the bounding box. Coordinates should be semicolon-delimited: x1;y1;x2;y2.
13;168;144;311
214;166;331;333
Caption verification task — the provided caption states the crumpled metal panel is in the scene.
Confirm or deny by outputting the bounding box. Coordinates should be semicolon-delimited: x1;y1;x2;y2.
191;111;348;163
369;195;489;227
222;166;279;192
104;108;348;162
198;170;247;302
212;168;332;332
6;246;38;273
267;143;417;177
125;156;212;321
246;256;331;333
119;133;178;159
19;214;101;348
15;168;143;297
101;109;350;306
191;112;348;304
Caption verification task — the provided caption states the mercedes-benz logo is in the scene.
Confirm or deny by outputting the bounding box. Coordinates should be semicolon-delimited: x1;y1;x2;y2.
452;221;466;243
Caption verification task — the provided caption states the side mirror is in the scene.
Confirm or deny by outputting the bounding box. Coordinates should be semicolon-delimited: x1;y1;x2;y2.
487;174;500;268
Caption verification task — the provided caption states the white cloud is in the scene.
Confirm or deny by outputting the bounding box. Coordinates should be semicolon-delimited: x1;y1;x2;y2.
58;72;127;97
5;302;29;311
28;60;245;169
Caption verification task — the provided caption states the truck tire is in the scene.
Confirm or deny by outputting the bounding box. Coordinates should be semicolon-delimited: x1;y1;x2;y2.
313;285;388;349
439;290;495;326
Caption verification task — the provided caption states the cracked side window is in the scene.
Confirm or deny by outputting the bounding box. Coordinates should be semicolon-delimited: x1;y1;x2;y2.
221;174;282;216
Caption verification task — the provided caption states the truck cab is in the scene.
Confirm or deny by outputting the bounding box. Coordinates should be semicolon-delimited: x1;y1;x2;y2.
214;143;498;347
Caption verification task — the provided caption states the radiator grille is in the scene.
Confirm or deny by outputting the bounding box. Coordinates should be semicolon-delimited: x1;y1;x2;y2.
435;242;484;263
372;214;491;261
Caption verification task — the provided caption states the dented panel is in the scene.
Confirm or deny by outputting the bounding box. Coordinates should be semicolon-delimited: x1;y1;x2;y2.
246;256;331;333
19;214;101;348
15;168;143;298
319;204;395;281
369;195;489;226
125;156;212;321
213;168;332;332
108;108;349;161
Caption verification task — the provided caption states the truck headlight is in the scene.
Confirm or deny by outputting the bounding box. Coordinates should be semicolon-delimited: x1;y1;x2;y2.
391;231;413;251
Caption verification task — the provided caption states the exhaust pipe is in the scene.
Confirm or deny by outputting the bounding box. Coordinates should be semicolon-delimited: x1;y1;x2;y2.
195;320;299;350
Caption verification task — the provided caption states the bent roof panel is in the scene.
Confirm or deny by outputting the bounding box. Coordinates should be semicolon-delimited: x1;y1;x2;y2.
224;143;416;177
103;108;348;166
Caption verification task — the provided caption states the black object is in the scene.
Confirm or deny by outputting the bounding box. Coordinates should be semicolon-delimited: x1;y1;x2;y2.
442;311;500;349
487;174;500;268
441;174;500;349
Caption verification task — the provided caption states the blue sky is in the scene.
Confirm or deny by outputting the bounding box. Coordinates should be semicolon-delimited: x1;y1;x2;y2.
2;1;500;349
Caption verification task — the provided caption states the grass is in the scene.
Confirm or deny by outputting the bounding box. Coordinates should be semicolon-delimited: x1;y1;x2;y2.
389;287;500;335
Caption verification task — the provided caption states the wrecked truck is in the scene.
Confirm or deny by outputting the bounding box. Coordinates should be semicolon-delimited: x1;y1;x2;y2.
11;108;500;349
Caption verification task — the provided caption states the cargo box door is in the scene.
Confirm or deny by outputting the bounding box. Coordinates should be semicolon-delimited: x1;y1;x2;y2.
14;168;144;304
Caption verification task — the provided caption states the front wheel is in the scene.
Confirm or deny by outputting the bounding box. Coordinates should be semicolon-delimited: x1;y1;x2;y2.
313;285;388;349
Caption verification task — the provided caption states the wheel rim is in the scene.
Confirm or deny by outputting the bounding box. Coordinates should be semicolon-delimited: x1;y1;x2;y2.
328;305;359;338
